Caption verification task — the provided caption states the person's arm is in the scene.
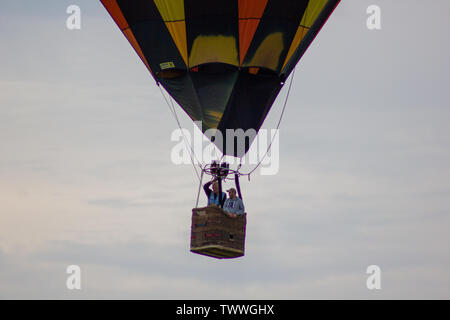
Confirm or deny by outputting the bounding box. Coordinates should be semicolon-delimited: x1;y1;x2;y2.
203;180;213;198
223;199;230;212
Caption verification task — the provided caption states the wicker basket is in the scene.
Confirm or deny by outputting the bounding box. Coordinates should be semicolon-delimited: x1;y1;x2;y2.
190;206;247;259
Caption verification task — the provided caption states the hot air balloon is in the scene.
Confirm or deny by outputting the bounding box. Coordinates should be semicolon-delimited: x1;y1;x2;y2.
101;0;341;258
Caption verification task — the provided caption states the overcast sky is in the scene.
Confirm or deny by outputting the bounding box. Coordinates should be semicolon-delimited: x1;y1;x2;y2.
1;0;449;299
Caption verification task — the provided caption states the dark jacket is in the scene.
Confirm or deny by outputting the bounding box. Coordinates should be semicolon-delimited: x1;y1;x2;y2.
203;181;226;206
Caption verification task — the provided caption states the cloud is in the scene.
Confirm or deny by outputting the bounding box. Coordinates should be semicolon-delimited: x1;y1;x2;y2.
86;197;153;209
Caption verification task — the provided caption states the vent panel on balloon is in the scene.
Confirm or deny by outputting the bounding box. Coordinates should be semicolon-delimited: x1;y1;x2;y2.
190;207;246;259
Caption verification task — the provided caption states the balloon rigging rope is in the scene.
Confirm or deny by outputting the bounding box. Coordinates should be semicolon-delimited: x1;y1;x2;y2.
240;67;296;178
158;84;202;182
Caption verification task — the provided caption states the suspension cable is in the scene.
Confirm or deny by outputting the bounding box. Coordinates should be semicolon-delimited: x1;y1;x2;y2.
240;67;296;177
158;85;203;181
195;169;204;208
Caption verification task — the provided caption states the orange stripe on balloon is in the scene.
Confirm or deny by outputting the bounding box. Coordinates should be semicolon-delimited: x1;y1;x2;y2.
123;29;152;73
100;0;129;30
101;0;153;75
238;0;268;65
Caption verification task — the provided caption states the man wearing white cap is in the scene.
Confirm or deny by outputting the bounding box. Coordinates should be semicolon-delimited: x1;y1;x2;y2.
223;188;245;218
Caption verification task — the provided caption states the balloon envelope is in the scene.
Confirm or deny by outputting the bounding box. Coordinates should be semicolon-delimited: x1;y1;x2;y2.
101;0;340;157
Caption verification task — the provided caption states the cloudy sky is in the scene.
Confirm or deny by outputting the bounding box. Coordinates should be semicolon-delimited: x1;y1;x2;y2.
1;0;449;299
